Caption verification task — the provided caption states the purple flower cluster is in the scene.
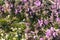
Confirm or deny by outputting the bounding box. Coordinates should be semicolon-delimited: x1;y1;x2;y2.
0;0;42;14
39;27;60;40
0;0;60;40
46;27;57;38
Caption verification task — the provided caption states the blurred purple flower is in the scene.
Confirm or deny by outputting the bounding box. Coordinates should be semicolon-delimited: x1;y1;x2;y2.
46;29;52;38
55;12;58;17
56;17;60;24
10;4;13;8
17;5;22;9
44;19;48;25
50;27;55;32
0;5;4;12
15;9;18;14
34;0;41;6
53;0;60;9
38;19;43;27
56;17;60;22
51;4;56;11
1;8;4;12
53;32;57;37
40;38;44;40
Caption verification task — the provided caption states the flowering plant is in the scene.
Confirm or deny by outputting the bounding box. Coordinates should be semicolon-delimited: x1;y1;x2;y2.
0;0;60;40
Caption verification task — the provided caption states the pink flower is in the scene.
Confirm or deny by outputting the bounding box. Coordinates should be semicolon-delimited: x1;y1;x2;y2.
38;19;43;27
54;0;60;9
53;32;57;37
51;4;56;9
10;4;13;8
40;38;44;40
46;29;52;38
56;17;60;25
34;0;41;6
50;27;55;32
15;9;18;14
56;17;60;22
44;19;48;25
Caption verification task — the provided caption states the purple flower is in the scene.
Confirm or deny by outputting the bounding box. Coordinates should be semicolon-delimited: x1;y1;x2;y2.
53;32;57;37
56;17;60;22
0;5;4;12
34;0;41;6
54;0;60;9
38;19;43;27
51;4;56;10
56;17;60;24
40;38;44;40
1;8;4;12
50;27;55;32
46;29;52;38
10;4;13;8
44;19;48;25
55;12;58;17
15;9;18;14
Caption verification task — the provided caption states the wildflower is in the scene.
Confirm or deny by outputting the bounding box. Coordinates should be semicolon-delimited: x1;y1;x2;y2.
15;9;18;14
0;5;4;12
15;8;20;14
44;19;48;25
1;8;4;12
10;3;14;8
34;0;41;6
51;4;56;10
50;27;55;32
38;19;43;27
40;38;44;40
53;32;57;37
46;29;52;38
56;17;60;22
